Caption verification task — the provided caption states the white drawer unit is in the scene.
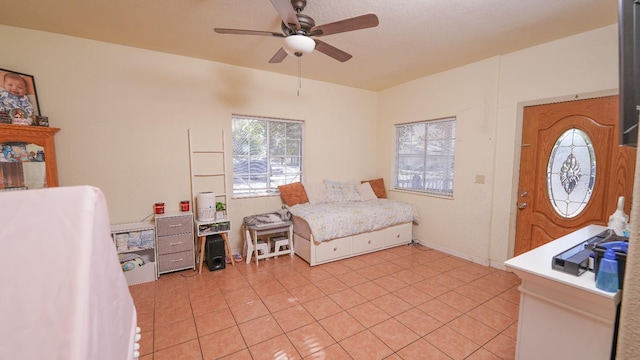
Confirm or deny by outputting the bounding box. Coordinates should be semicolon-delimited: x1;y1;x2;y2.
155;212;195;275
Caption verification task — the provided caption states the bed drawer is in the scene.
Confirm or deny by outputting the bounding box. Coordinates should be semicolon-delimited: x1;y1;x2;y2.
352;223;412;254
315;236;352;263
381;223;412;247
352;231;385;254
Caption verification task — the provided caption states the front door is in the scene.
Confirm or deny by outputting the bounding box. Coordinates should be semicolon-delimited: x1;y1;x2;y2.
514;96;636;256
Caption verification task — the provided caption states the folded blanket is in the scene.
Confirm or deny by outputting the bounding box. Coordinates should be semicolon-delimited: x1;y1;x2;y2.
244;209;291;226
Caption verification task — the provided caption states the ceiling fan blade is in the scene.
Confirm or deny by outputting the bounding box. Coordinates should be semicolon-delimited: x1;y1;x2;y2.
314;39;352;62
269;48;288;63
310;13;379;36
269;0;300;30
214;28;285;37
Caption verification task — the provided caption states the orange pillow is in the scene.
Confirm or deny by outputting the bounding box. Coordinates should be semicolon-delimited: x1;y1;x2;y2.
361;178;387;198
278;182;309;206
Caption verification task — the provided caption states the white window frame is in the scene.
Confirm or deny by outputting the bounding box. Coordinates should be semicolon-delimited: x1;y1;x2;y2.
394;117;456;198
232;115;303;197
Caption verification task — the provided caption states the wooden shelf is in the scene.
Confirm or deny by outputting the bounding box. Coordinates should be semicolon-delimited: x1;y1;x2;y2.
0;124;60;189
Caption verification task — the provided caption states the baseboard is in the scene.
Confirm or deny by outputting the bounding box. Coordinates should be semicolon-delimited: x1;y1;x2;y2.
236;239;511;272
489;259;508;271
416;239;491;268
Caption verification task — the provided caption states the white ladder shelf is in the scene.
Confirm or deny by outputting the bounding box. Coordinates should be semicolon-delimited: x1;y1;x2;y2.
188;129;234;270
188;129;228;216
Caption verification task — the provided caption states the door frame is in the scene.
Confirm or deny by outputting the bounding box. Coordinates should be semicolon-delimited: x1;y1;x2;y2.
507;89;619;258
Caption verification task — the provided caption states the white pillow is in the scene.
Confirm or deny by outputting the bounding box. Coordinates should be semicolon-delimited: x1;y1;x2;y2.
324;180;361;202
357;182;377;201
304;183;328;204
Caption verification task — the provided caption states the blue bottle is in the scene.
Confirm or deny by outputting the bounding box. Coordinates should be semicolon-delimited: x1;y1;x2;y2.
596;248;619;292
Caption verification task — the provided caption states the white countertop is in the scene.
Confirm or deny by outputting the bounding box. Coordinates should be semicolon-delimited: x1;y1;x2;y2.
504;224;621;303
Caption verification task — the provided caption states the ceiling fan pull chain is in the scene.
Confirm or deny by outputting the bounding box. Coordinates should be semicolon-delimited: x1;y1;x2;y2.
297;56;302;96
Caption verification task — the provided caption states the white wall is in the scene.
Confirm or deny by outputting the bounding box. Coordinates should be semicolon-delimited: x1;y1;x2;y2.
378;58;501;265
490;25;619;267
0;25;378;252
378;25;619;267
0;24;621;265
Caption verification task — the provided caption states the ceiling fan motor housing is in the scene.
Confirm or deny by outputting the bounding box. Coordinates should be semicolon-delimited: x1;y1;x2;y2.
282;13;315;36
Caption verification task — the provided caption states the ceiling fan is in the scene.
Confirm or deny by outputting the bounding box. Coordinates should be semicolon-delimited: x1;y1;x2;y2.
214;0;379;63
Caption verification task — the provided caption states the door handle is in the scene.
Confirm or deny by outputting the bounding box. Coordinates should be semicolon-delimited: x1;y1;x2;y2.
518;203;527;209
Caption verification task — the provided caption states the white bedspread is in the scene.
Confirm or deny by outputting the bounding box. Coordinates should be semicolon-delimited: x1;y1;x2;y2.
289;199;419;242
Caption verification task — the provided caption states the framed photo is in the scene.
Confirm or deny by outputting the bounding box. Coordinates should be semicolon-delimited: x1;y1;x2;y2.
0;68;41;125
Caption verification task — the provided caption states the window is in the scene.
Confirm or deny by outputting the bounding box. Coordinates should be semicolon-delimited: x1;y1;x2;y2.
232;115;303;197
394;117;456;197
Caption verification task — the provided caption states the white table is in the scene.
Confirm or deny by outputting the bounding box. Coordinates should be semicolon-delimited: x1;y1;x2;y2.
244;221;293;265
504;225;621;360
194;219;234;273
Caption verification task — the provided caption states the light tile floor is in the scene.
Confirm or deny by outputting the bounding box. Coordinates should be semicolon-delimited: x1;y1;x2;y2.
130;244;520;360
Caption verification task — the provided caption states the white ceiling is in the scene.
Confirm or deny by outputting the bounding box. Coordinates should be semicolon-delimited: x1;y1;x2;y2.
0;0;618;91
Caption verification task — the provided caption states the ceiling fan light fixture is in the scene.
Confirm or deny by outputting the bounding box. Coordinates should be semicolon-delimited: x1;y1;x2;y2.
283;35;315;57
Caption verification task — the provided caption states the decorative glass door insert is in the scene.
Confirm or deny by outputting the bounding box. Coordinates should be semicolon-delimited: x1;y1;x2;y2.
546;128;596;218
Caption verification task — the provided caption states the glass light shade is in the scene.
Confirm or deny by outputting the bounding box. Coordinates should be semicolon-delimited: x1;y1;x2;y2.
283;35;315;57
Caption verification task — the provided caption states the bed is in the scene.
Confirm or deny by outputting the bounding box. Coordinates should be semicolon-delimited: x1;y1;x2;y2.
278;179;419;266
